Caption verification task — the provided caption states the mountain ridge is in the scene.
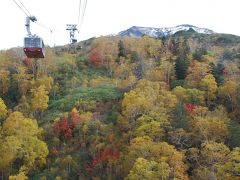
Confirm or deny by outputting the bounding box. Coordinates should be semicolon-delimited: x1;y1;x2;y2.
119;24;215;38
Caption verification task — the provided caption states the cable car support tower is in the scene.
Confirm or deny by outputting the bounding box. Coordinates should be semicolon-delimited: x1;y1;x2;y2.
66;0;88;52
66;24;78;53
66;24;78;44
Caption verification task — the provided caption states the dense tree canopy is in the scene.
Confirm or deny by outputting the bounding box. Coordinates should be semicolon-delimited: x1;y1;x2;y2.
0;32;240;179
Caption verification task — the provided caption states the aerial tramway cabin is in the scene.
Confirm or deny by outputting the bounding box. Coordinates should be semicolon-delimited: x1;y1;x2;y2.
23;36;45;58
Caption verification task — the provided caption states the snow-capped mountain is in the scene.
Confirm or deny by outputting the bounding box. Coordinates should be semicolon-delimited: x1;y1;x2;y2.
119;24;214;37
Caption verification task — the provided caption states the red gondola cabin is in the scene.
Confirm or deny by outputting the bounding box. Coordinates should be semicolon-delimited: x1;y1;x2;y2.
23;36;45;58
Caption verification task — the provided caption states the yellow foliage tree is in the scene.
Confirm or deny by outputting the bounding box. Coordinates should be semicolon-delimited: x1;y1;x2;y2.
122;90;151;122
217;147;240;179
193;116;228;142
31;75;53;92
126;136;189;180
219;80;238;111
191;106;229;142
0;98;7;118
0;69;10;95
0;111;48;176
2;111;40;136
31;85;49;112
9;171;28;180
185;60;210;88
173;86;188;104
200;74;218;105
186;88;205;105
173;86;205;105
0;136;21;171
193;141;230;180
134;111;170;141
13;66;32;95
121;79;177;139
125;157;170;180
14;96;31;116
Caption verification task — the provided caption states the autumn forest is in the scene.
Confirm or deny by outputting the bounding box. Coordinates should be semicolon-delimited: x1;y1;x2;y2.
0;31;240;179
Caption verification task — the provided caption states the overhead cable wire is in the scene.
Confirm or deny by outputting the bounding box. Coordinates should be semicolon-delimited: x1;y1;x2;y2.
77;0;82;25
81;0;88;25
12;0;29;16
16;0;32;16
80;0;88;27
77;0;88;29
13;0;51;30
34;21;54;33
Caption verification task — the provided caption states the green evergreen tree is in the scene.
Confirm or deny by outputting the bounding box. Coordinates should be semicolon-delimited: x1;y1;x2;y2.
118;40;126;58
175;56;189;80
167;37;178;55
193;48;207;61
211;62;225;85
228;119;240;148
131;51;145;79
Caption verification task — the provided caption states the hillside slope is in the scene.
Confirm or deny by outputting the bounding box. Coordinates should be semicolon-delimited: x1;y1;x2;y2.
0;31;240;179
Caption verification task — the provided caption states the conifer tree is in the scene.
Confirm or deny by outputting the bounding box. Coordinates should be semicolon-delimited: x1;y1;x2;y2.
175;56;189;80
118;40;126;58
174;37;190;80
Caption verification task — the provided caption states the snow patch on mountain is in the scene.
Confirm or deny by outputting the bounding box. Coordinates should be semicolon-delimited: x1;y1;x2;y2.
119;24;215;37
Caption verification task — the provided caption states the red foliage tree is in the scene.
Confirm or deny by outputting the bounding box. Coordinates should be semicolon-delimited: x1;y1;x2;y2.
112;148;119;160
100;147;112;161
23;57;34;70
92;157;98;166
89;49;102;66
185;103;196;114
51;147;58;155
92;147;119;166
61;116;69;131
65;128;73;138
54;116;73;139
53;121;60;134
71;111;78;126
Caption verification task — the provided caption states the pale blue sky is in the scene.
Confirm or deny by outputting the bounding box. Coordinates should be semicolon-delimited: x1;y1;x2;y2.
0;0;239;50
